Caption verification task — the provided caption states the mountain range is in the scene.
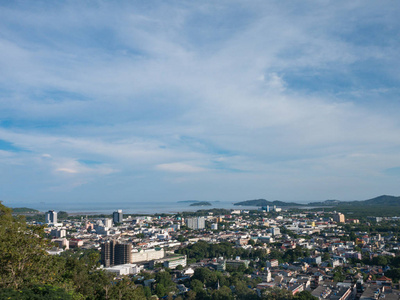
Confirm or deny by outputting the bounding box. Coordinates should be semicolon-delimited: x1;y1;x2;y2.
234;195;400;207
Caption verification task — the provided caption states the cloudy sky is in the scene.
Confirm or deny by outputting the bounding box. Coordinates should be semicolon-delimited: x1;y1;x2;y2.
1;1;400;209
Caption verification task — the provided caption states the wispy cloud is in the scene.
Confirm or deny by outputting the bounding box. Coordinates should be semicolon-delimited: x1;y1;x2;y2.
156;162;206;173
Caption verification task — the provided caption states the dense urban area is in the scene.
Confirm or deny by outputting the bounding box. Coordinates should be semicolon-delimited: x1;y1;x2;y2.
2;200;400;299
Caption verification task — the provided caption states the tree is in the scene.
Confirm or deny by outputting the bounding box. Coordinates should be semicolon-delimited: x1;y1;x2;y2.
192;268;218;287
190;279;204;293
155;283;166;298
155;270;174;287
385;269;400;283
155;270;176;297
322;252;330;262
0;284;75;299
0;202;54;289
177;235;186;242
261;287;293;300
58;211;69;220
186;290;197;300
294;291;318;300
176;264;184;271
212;286;233;300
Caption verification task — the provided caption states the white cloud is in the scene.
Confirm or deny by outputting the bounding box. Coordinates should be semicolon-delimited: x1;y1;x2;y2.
156;162;206;173
56;168;78;174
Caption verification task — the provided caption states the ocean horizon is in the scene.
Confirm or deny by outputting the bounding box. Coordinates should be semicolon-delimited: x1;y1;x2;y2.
6;200;264;215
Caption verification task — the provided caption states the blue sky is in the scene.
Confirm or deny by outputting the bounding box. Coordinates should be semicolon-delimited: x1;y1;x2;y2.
1;1;400;209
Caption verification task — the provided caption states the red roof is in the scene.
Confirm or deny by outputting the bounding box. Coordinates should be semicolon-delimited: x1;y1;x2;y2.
376;276;392;282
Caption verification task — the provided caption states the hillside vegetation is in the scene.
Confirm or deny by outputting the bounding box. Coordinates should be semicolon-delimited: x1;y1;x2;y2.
0;202;146;299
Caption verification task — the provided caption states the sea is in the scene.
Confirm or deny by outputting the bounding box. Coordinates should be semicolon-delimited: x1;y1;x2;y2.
11;200;262;215
6;199;323;216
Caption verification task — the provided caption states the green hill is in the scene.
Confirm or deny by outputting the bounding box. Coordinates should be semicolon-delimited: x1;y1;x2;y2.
234;199;303;207
307;199;341;206
340;195;400;206
12;207;40;213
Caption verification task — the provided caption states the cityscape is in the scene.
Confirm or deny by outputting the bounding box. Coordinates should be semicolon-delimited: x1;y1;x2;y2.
3;201;398;299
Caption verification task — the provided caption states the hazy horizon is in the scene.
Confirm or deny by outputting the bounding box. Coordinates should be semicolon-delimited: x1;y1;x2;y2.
1;1;400;207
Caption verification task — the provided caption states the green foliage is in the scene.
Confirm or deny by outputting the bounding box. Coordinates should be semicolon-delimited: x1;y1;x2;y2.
294;291;318;300
154;270;176;297
190;279;204;293
0;203;52;289
0;202;150;299
192;268;218;288
58;211;69;220
385;268;400;283
261;287;293;299
211;286;233;300
108;278;146;300
332;267;346;282
0;284;76;300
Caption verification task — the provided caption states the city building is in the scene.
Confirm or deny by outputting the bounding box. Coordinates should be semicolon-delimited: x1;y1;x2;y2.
333;213;345;223
101;240;115;267
45;210;57;224
270;227;281;236
50;228;66;238
162;255;187;269
132;248;165;263
226;258;250;269
266;259;279;268
115;243;132;265
113;210;123;224
104;264;140;276
186;217;205;230
303;256;322;265
101;240;132;267
53;238;69;250
104;218;112;228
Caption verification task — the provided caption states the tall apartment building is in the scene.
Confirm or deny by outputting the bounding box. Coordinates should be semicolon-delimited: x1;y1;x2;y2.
333;213;345;223
114;243;132;265
104;218;112;228
186;217;205;230
45;210;57;224
101;240;115;267
113;210;123;224
101;240;132;267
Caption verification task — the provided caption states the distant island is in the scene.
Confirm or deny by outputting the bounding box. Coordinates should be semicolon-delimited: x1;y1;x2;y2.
190;201;212;207
234;199;303;207
178;200;220;204
177;200;201;203
12;207;40;213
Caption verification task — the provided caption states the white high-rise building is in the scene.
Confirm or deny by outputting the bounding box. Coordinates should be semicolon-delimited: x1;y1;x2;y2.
104;218;113;228
186;217;205;230
45;210;57;224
